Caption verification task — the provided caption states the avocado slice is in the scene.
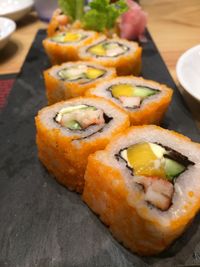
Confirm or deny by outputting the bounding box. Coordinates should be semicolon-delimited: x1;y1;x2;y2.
165;158;185;180
134;87;159;98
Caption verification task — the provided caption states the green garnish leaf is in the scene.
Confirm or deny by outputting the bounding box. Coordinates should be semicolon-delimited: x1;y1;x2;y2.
107;0;128;28
83;0;128;32
116;0;128;12
58;0;76;20
83;9;107;32
89;0;110;11
75;0;84;20
58;0;84;21
106;4;121;29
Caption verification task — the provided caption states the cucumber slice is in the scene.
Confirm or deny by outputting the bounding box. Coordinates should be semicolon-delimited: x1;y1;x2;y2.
65;120;82;130
165;158;185;180
51;34;65;43
134;87;159;98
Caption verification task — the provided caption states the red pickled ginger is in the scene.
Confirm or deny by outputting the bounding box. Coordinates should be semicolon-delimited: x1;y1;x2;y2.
119;0;147;42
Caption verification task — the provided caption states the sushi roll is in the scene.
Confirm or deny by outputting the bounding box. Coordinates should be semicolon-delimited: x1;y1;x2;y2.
83;125;200;255
43;29;99;64
44;61;116;105
47;9;69;37
35;97;130;193
86;76;173;125
47;8;79;38
78;36;142;76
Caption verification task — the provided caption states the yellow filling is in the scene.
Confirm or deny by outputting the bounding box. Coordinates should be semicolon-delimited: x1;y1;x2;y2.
86;68;105;79
111;84;134;97
88;44;106;56
64;32;82;42
127;143;165;178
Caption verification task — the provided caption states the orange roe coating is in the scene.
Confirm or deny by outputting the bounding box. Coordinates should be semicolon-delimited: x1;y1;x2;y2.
79;39;142;76
43;31;100;65
44;62;116;105
35;97;130;193
86;76;173;125
83;125;200;255
47;9;69;37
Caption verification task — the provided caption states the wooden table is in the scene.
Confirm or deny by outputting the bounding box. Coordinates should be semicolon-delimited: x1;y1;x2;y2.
0;0;200;124
142;0;200;126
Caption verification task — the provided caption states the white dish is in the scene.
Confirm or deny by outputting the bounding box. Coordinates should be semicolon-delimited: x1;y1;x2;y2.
176;45;200;102
0;0;33;21
0;17;16;50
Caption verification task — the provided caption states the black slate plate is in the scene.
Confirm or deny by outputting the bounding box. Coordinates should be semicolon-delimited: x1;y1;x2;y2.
0;30;200;267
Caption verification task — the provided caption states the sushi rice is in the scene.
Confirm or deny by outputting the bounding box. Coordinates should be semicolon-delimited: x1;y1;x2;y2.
44;61;116;105
35;97;130;193
78;36;142;76
43;29;99;64
83;125;200;255
86;76;173;125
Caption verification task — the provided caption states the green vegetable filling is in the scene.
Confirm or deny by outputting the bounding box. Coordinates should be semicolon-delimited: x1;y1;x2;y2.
165;158;185;181
51;32;86;43
88;41;128;57
57;65;106;82
55;105;97;130
109;84;159;108
119;142;194;182
66;120;82;130
111;84;159;99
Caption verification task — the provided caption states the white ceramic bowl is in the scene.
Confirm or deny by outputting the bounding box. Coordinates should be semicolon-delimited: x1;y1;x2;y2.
0;0;34;21
0;17;16;50
176;45;200;102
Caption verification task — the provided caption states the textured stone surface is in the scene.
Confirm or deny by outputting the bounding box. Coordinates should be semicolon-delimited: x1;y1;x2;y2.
0;30;200;267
